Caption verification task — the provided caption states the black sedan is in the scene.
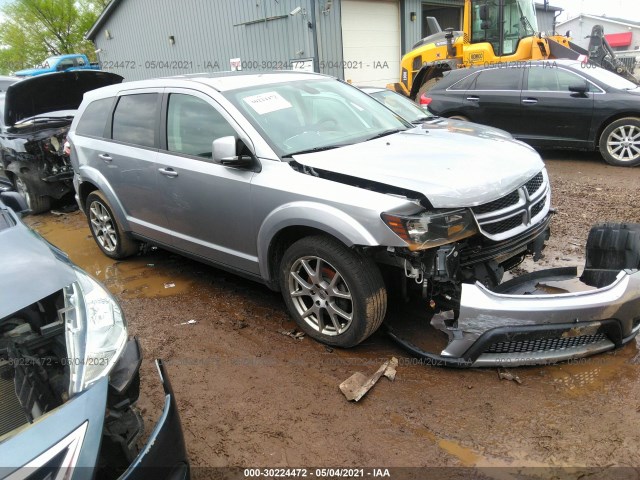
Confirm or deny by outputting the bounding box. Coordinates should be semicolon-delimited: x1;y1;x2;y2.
424;60;640;167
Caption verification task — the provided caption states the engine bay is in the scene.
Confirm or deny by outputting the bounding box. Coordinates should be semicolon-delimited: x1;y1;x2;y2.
0;289;68;437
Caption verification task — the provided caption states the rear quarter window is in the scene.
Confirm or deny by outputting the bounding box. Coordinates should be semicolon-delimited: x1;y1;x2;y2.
112;93;158;148
447;72;477;91
75;98;114;138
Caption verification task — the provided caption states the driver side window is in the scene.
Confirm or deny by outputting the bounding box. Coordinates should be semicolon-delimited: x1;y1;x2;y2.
167;94;236;158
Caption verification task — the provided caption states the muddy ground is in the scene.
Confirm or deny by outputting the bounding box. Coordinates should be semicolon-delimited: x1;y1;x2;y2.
26;151;640;477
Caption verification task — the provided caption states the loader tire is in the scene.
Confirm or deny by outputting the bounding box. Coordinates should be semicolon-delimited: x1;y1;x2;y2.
581;223;640;287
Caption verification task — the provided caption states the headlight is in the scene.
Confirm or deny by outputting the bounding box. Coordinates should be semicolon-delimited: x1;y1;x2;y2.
63;267;127;394
381;208;478;250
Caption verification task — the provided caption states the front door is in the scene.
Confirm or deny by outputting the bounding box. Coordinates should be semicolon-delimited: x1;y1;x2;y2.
519;65;595;148
155;90;259;274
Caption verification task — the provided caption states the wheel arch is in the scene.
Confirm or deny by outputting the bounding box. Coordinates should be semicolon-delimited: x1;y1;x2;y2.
76;166;130;231
409;60;459;99
257;202;380;288
595;113;640;148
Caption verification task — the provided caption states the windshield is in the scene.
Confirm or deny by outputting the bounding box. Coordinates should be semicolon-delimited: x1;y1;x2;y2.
584;66;639;91
224;79;411;157
368;90;434;123
40;56;60;69
471;0;538;55
514;0;538;35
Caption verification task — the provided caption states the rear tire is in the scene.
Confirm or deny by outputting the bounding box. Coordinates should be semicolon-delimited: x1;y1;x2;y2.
415;75;442;102
279;235;387;348
582;223;640;287
598;118;640;167
86;191;139;259
14;175;51;214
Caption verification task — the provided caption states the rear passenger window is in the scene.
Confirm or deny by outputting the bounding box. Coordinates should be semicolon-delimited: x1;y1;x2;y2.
76;98;113;138
112;94;158;148
473;68;522;90
166;94;235;158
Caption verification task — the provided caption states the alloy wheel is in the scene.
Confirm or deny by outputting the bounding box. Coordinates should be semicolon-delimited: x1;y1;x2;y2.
14;177;31;209
288;256;354;336
607;125;640;163
89;201;118;253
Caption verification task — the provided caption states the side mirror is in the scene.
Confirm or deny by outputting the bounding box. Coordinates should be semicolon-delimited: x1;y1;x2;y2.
56;64;66;71
479;4;489;21
569;83;588;95
1;191;30;216
212;136;255;169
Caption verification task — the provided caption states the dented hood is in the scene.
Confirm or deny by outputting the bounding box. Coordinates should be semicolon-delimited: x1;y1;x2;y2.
4;70;123;126
292;127;544;208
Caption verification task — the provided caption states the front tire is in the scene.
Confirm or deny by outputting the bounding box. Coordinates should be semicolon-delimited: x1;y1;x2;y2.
86;191;138;259
599;118;640;167
14;175;51;214
279;236;387;348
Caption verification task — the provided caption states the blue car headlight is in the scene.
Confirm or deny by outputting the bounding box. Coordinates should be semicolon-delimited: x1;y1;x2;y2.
63;267;127;394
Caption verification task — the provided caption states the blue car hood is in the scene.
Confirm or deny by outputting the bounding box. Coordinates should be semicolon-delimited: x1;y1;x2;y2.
0;216;77;318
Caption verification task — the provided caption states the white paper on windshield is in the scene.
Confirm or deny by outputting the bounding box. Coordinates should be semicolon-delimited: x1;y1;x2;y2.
243;91;292;115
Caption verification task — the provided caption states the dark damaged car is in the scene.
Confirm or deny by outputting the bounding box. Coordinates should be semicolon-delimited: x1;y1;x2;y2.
0;71;122;213
0;192;189;479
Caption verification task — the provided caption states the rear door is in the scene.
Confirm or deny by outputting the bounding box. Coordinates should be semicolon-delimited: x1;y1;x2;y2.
519;65;596;148
156;89;258;274
76;90;172;244
460;67;524;131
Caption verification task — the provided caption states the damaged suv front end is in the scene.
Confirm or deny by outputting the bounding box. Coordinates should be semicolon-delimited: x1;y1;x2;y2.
0;193;189;479
70;72;640;367
0;71;122;213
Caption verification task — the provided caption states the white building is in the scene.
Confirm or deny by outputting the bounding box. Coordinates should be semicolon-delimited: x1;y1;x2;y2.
557;14;640;52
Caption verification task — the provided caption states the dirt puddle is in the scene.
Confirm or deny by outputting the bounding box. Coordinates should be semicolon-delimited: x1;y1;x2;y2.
543;341;639;396
26;212;196;298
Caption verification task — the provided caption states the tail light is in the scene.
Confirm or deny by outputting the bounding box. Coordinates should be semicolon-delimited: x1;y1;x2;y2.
420;94;432;106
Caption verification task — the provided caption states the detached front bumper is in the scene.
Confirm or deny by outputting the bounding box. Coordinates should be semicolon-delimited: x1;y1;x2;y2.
119;359;190;480
389;268;640;367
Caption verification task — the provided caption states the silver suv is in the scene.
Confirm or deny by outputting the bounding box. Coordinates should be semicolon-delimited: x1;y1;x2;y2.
68;72;640;366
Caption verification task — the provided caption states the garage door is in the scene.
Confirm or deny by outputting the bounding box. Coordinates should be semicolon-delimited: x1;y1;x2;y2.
341;0;401;87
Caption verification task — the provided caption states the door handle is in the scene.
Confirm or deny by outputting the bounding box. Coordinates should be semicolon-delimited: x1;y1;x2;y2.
98;153;112;162
158;167;178;178
522;98;538;104
466;96;480;102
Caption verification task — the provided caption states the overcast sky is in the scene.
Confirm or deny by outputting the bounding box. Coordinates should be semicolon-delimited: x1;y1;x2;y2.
548;0;637;23
0;0;636;27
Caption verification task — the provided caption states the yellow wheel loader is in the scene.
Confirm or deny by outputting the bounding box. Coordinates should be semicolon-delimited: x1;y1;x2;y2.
389;0;638;100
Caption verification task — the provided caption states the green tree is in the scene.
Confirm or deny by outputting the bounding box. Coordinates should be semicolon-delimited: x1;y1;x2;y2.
0;0;108;74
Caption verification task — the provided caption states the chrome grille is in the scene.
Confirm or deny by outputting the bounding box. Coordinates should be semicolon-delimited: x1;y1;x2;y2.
482;214;525;235
524;172;544;196
486;333;607;354
472;191;519;215
472;169;550;241
531;196;546;218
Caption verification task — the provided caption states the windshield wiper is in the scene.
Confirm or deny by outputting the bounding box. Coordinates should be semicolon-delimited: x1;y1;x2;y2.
364;128;404;141
283;144;346;157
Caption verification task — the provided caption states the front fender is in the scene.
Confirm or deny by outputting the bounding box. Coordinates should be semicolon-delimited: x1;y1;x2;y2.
76;166;130;231
257;201;379;282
